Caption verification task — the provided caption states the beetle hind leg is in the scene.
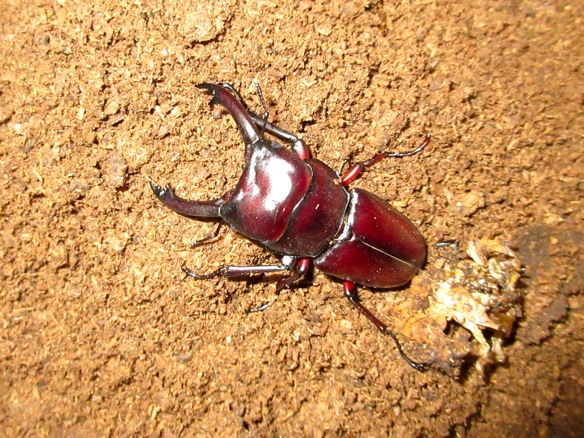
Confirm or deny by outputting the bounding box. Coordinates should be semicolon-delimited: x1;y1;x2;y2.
343;281;426;371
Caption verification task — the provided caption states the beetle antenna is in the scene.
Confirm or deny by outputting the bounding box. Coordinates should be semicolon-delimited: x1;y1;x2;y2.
252;78;269;134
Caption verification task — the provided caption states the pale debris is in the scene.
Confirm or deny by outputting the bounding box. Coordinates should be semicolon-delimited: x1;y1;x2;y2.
428;238;522;376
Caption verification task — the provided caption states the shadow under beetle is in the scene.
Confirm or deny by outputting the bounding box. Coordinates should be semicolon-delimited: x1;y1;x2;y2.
151;82;430;370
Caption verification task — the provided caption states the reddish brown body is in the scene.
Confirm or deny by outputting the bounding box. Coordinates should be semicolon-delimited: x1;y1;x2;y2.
151;83;430;369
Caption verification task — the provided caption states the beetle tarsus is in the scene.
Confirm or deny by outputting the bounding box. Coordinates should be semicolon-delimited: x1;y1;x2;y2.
384;329;427;371
373;133;431;161
189;223;223;247
182;264;227;279
275;257;311;291
343;281;427;371
247;302;271;313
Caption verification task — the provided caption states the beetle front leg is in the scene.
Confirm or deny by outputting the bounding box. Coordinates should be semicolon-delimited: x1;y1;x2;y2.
182;263;289;314
251;115;310;160
340;134;431;186
249;257;311;312
343;281;426;371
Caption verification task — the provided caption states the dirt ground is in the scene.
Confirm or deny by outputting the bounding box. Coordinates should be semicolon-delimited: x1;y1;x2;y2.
1;0;582;436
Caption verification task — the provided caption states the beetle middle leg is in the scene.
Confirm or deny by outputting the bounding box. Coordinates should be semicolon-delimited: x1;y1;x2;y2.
182;263;290;280
182;256;312;310
248;257;311;313
343;281;426;371
340;133;431;186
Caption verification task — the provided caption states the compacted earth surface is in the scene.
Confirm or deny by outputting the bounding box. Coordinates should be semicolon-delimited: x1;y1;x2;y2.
1;0;582;436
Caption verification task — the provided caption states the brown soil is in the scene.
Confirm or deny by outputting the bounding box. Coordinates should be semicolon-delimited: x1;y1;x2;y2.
1;0;582;436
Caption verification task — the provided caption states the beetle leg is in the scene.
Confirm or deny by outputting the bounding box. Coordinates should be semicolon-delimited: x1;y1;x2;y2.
182;257;311;312
252;117;310;160
276;257;312;291
247;257;311;313
248;114;310;160
150;182;224;218
343;281;426;371
182;263;290;279
247;302;271;313
189;223;222;247
340;134;431;186
181;256;310;283
182;263;289;313
219;82;311;160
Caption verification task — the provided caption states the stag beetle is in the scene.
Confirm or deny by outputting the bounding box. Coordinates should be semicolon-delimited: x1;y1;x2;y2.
151;82;430;370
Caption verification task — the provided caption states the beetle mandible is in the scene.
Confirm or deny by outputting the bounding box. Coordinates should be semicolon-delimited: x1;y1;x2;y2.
150;82;430;370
